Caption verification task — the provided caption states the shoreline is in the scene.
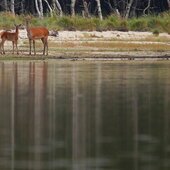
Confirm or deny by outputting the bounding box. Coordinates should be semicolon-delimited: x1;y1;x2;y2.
0;30;170;60
0;51;170;61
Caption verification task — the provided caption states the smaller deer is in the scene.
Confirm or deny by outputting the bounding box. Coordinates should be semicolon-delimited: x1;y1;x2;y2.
0;24;22;55
25;19;49;55
0;31;4;54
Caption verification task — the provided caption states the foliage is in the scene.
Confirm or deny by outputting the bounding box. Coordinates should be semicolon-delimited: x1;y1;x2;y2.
0;12;169;33
128;18;148;31
103;15;120;30
117;19;129;31
152;29;160;36
0;12;21;29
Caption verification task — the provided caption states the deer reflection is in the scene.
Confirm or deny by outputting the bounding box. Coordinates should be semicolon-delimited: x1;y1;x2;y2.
0;62;170;170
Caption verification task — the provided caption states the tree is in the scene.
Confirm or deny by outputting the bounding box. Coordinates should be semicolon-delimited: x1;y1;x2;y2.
131;0;138;17
35;0;41;18
125;0;134;19
96;0;103;20
82;0;90;17
167;0;170;9
55;0;63;17
35;0;43;18
43;0;53;16
4;0;8;11
143;0;152;15
10;0;15;14
71;0;76;16
39;0;43;17
0;0;169;18
105;0;120;17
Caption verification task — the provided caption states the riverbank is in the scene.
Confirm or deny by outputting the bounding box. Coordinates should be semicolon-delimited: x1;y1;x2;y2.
0;30;170;60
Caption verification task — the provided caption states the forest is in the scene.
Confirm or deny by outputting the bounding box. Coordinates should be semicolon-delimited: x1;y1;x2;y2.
0;0;170;19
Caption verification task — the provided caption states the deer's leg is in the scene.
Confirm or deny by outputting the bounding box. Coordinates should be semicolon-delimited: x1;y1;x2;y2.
0;41;2;54
46;39;48;56
1;39;5;54
29;39;32;55
42;38;48;56
12;41;14;54
41;38;45;55
15;41;19;55
44;37;48;56
33;40;36;55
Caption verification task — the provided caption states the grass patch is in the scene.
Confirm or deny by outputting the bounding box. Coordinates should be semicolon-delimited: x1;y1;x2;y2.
152;29;159;36
80;42;169;51
128;18;148;31
48;41;170;52
0;12;169;33
143;36;170;42
0;12;22;29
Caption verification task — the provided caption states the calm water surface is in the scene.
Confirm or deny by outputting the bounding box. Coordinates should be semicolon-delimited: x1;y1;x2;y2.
0;61;170;170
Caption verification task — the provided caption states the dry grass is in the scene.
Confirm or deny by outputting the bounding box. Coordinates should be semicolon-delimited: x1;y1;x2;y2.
143;35;170;42
47;41;170;52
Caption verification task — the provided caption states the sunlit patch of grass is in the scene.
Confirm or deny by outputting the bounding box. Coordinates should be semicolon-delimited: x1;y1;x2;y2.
143;35;170;42
128;18;148;31
0;12;22;29
79;42;169;51
49;41;77;48
0;11;170;32
47;41;170;52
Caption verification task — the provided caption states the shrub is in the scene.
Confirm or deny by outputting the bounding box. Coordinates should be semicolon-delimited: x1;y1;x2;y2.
152;29;159;36
0;11;169;33
103;15;119;30
117;19;129;32
57;16;75;31
129;18;148;31
74;17;98;31
147;17;162;30
103;15;118;30
0;12;21;29
159;20;170;34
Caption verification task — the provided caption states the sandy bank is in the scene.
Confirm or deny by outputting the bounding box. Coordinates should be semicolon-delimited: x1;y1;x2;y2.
0;29;170;59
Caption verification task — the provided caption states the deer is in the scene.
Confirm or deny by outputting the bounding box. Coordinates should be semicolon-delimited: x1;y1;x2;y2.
0;24;21;55
25;19;49;55
0;31;4;54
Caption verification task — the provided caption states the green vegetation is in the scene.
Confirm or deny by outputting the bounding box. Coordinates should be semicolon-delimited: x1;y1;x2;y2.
152;29;160;36
0;12;170;33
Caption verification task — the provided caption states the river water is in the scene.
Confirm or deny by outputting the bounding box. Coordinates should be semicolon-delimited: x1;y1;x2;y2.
0;60;170;170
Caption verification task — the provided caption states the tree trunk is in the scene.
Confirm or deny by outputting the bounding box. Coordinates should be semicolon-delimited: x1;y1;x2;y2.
4;0;8;11
51;0;63;17
125;0;134;19
35;0;42;18
131;0;138;17
107;0;120;17
10;0;15;14
55;0;63;17
71;0;76;16
21;0;24;14
143;0;151;15
167;0;170;9
38;0;44;17
52;0;56;9
82;0;90;18
95;0;103;20
43;0;53;16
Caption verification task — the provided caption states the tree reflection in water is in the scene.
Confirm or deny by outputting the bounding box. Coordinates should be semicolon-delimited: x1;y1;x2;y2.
0;61;170;170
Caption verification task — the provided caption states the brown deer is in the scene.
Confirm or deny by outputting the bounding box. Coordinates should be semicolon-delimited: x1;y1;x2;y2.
25;19;49;55
0;24;21;55
0;31;4;54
